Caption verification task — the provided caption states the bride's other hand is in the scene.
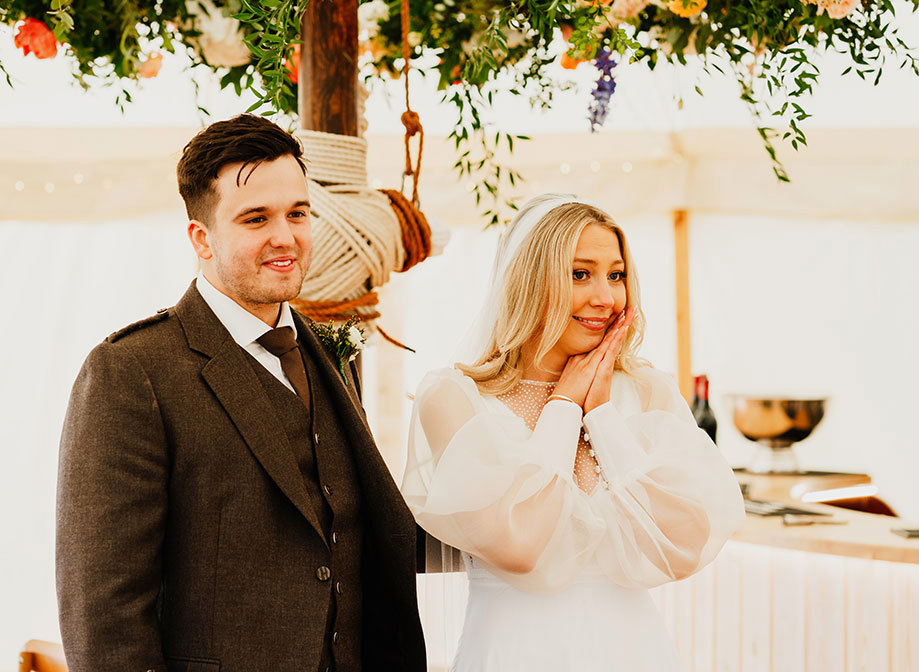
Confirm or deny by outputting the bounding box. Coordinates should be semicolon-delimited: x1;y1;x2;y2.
583;306;636;414
553;308;632;408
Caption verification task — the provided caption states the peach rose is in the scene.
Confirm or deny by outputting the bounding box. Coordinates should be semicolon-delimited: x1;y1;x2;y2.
139;52;163;78
14;18;58;59
668;0;707;17
611;0;650;18
822;0;858;18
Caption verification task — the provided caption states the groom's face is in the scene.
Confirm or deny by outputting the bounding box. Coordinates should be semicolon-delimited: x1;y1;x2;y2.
189;154;312;324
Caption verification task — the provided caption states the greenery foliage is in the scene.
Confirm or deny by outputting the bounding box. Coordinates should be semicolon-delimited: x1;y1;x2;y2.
3;0;918;222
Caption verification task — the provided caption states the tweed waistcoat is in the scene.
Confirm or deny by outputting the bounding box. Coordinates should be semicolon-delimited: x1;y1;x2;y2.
250;346;364;671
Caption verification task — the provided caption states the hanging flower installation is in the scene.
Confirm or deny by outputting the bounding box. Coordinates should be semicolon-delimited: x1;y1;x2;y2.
2;0;918;218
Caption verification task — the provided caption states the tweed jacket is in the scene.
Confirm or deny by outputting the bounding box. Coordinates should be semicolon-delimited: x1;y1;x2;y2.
56;281;426;672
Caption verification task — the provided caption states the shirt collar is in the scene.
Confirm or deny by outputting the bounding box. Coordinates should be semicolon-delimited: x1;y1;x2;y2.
196;272;297;348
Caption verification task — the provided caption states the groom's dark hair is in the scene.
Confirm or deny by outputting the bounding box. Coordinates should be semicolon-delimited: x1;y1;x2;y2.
177;113;306;226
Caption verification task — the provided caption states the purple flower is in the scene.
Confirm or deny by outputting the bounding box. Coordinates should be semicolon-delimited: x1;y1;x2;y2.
588;49;618;132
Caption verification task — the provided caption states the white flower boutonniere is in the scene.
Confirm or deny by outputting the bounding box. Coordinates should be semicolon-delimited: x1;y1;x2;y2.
309;316;366;385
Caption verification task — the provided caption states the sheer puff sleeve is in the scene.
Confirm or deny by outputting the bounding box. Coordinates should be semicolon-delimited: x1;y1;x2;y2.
401;367;745;593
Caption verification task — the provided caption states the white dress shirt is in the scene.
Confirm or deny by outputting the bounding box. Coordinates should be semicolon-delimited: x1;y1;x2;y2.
196;273;298;394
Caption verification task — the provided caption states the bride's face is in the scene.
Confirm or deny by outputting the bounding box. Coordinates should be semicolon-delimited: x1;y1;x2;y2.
550;223;628;358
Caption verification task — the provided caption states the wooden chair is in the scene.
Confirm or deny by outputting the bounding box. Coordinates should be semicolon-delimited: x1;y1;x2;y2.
18;640;67;672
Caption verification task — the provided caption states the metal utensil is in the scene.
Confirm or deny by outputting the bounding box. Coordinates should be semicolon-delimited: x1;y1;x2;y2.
782;514;848;526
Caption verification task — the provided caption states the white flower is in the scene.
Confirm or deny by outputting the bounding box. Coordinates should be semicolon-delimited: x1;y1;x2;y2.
186;0;251;68
358;0;390;38
348;325;365;352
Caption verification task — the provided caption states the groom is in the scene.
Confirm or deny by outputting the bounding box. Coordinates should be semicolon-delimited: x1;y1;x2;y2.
56;114;426;672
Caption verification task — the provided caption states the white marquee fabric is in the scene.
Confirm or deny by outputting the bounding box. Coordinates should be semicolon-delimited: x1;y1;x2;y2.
1;126;918;670
3;127;918;222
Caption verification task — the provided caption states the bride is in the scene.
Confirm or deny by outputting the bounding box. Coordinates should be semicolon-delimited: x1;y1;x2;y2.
401;194;745;671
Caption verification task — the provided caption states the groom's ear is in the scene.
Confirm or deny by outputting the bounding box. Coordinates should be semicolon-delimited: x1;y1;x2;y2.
187;219;213;260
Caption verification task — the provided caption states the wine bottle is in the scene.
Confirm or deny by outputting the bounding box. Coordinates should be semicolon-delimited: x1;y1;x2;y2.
692;374;718;444
690;375;701;416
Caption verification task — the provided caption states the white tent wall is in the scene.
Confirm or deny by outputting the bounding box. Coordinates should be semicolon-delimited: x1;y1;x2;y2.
0;212;194;668
1;123;919;667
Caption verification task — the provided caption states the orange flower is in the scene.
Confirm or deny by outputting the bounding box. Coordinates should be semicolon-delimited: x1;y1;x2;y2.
359;39;385;60
14;18;58;59
560;50;585;70
139;52;163;78
668;0;707;17
285;44;300;84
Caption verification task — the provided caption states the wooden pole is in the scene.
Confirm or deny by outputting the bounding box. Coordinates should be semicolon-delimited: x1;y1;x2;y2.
298;0;359;136
673;209;693;402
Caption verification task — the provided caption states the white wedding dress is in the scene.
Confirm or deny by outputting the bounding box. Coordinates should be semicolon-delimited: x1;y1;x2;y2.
402;365;745;671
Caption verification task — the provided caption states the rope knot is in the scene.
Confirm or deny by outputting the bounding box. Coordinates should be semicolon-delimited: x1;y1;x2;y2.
401;110;422;136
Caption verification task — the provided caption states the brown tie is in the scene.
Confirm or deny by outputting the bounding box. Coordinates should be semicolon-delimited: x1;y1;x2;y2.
257;327;311;413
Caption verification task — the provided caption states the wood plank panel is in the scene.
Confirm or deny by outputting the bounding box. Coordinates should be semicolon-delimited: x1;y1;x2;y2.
889;561;913;672
804;553;847;672
713;542;743;672
845;557;891;672
771;548;806;672
690;561;716;672
739;544;772;672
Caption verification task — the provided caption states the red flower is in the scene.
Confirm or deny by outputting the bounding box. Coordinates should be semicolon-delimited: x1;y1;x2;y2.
14;18;58;60
285;44;300;84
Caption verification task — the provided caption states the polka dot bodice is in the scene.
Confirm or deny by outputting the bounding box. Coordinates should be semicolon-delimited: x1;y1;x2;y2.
496;380;602;494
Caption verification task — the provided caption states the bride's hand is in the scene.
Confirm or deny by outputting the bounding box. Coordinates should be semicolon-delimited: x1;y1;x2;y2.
553;308;633;409
583;307;636;414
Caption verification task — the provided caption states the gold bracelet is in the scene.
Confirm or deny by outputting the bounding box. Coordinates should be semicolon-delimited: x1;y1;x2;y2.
547;393;578;406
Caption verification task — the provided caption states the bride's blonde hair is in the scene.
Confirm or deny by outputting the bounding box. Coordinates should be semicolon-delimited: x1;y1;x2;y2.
457;198;646;395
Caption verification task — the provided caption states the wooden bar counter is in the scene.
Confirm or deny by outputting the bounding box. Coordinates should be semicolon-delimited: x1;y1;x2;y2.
649;470;919;672
734;471;919;565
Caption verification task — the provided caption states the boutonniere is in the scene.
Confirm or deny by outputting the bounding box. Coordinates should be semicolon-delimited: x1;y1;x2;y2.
309;315;366;385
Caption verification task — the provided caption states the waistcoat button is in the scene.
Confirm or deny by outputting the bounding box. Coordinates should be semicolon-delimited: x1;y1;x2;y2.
335;581;343;594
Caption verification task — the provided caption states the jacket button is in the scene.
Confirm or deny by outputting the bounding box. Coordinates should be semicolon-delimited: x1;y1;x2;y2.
324;484;333;496
316;566;331;581
335;581;343;594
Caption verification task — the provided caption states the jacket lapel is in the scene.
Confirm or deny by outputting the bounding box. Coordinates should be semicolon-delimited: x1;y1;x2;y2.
293;311;416;535
176;282;328;545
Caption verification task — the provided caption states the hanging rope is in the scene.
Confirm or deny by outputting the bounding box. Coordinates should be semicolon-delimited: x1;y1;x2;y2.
400;0;424;206
291;292;381;323
380;188;431;270
290;130;432;327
